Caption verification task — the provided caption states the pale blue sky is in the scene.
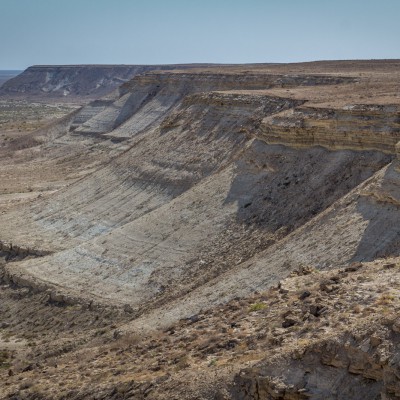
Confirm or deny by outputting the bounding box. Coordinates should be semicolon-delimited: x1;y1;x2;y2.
1;0;399;69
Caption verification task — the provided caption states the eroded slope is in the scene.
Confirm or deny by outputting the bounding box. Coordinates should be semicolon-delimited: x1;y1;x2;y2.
1;60;400;330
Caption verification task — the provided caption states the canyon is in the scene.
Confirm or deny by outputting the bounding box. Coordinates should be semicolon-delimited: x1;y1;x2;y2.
0;60;400;399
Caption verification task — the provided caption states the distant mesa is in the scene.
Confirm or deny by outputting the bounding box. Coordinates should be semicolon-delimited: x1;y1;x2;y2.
0;64;220;102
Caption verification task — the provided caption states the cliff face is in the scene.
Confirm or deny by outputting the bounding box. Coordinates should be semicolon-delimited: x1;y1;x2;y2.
119;71;357;94
1;65;400;314
69;71;353;136
0;64;218;101
261;104;400;154
68;70;400;156
0;99;395;320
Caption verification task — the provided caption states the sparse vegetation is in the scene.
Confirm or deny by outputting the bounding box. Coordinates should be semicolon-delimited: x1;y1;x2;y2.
208;358;217;367
377;292;396;305
248;302;267;312
0;100;77;134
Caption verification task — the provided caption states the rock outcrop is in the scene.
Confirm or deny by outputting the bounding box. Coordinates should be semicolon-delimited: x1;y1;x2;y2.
69;70;352;137
232;335;400;400
0;64;218;101
230;261;400;400
261;104;400;153
0;240;48;261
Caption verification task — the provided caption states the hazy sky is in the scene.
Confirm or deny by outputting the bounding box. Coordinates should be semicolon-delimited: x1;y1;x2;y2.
1;0;399;69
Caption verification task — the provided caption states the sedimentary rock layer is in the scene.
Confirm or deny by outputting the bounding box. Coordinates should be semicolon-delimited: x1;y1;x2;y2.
0;64;221;100
261;104;400;153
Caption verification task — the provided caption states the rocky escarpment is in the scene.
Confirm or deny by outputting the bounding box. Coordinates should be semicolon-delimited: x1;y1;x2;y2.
231;261;400;400
261;104;400;154
4;84;394;315
0;64;216;101
69;70;400;155
1;60;400;399
119;71;357;96
69;71;355;137
1;65;398;324
232;334;400;400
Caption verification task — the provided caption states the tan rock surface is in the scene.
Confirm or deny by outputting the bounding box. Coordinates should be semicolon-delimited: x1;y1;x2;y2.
1;60;400;398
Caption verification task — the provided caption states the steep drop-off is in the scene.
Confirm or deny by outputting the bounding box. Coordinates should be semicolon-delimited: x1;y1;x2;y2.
1;64;399;326
261;104;400;153
0;64;219;101
1;60;400;399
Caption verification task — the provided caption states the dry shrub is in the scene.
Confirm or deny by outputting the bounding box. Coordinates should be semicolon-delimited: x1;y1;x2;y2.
110;333;142;351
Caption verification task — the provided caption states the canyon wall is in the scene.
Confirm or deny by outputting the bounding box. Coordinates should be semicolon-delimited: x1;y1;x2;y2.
0;64;218;100
261;104;400;154
1;63;400;328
